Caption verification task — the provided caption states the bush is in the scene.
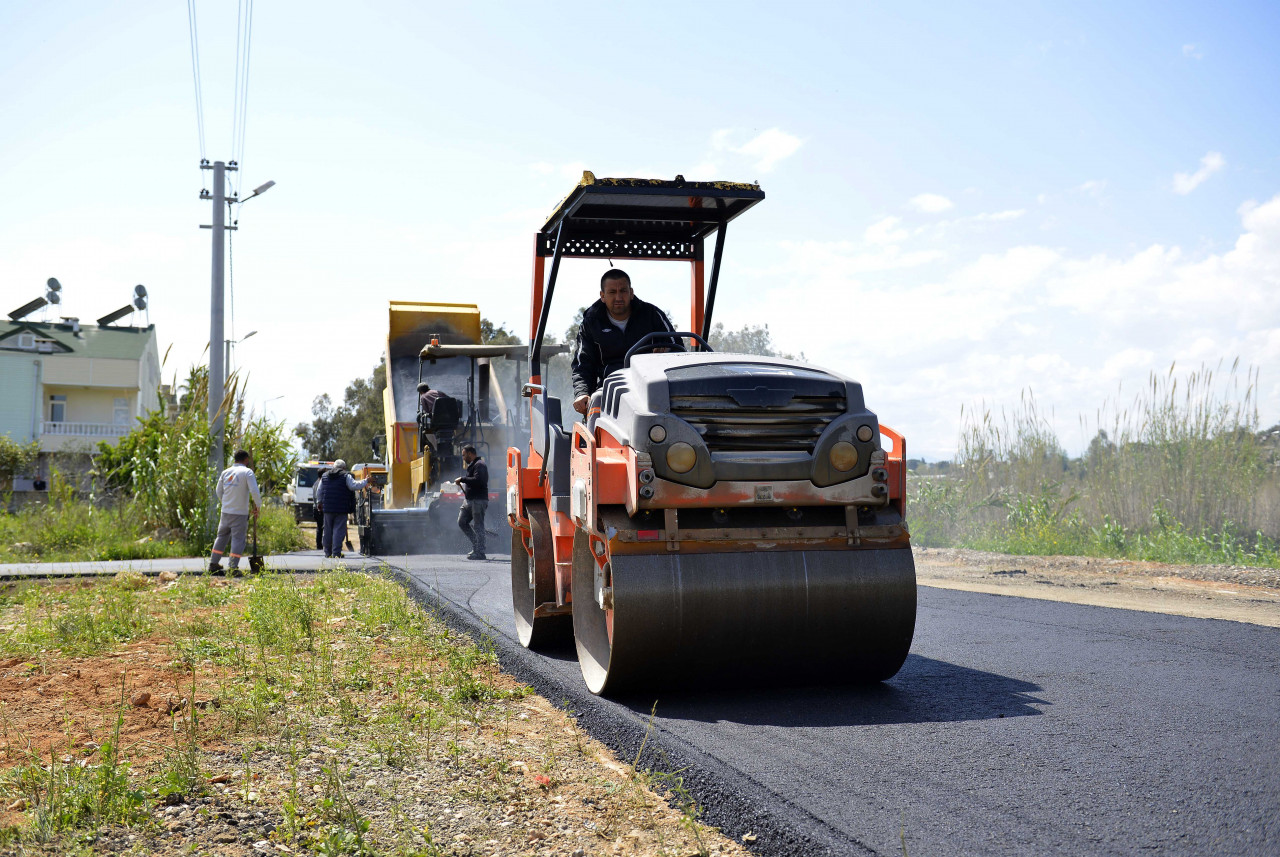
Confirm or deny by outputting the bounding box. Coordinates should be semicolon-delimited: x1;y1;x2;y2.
96;365;298;550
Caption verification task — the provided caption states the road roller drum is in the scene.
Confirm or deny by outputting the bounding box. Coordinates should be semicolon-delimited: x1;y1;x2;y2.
572;532;917;694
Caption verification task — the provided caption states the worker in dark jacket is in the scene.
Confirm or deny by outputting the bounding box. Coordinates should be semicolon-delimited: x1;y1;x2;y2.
571;268;683;416
454;445;489;560
316;459;375;559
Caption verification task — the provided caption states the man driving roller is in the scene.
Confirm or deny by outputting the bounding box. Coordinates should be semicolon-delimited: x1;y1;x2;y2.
571;268;683;415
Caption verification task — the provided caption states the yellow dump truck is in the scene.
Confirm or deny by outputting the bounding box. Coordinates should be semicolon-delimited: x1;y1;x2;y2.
367;301;563;554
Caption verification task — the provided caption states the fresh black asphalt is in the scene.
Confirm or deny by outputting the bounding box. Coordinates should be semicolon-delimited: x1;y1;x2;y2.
384;552;1280;857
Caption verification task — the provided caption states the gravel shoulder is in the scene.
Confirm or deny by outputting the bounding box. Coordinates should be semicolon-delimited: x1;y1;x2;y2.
914;546;1280;627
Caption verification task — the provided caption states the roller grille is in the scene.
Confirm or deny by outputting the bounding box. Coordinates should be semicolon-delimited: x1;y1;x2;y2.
670;393;845;452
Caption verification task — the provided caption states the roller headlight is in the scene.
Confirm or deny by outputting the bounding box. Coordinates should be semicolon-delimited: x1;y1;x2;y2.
648;424;667;443
666;442;697;474
856;424;874;443
829;441;859;472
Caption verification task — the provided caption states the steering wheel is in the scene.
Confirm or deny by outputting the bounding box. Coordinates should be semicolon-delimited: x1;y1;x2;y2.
623;331;713;368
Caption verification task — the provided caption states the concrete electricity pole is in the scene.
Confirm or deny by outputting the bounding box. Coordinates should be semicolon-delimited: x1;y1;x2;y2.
199;161;274;534
200;159;236;480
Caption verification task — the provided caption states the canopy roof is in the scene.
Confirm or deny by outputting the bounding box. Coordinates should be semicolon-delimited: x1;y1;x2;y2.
538;172;765;260
419;343;570;360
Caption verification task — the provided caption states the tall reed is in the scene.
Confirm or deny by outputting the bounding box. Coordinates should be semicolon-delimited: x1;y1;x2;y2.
910;361;1279;565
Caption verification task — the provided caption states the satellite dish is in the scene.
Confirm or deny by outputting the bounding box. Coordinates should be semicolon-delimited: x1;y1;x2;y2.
134;284;147;297
133;296;147;310
47;292;62;305
47;278;62;292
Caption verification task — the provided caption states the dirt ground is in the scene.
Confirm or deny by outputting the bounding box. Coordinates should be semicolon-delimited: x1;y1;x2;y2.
0;578;752;857
914;546;1280;627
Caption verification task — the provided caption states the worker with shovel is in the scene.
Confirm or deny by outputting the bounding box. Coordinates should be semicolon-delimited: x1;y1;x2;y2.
209;449;261;574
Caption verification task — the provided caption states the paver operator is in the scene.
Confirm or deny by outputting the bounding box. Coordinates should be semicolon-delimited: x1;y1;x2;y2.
209;449;261;573
571;268;683;416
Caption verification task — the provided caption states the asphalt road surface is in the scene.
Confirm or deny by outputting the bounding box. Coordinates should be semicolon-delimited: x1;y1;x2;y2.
389;552;1279;857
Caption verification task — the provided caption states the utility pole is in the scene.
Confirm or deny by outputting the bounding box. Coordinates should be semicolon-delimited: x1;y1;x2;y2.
200;159;237;526
199;162;271;534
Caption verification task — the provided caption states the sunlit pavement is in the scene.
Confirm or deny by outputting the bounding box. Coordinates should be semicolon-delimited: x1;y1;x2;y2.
0;549;389;580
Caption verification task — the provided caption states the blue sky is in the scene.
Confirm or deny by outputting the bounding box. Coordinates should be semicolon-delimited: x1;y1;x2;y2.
2;1;1277;459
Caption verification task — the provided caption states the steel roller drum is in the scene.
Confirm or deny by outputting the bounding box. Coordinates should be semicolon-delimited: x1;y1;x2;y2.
572;534;917;695
511;502;572;649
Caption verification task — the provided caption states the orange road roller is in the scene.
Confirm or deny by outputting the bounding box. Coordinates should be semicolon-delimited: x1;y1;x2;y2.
507;173;916;695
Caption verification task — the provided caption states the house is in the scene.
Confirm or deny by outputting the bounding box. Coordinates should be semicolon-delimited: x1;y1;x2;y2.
0;316;162;485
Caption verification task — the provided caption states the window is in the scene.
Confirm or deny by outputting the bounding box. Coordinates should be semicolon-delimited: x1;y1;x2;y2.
16;333;35;349
114;397;129;426
49;394;66;423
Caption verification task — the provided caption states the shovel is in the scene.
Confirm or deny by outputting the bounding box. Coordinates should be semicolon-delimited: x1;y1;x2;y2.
249;514;265;573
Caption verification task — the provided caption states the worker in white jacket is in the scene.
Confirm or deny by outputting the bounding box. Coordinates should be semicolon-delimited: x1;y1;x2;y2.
209;449;262;573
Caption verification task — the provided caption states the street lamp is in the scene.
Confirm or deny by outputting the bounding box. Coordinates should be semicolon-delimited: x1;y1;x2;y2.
241;180;275;203
225;329;258;374
263;394;285;420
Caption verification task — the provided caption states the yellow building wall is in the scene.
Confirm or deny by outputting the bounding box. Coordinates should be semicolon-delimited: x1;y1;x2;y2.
43;386;131;425
42;356;139;387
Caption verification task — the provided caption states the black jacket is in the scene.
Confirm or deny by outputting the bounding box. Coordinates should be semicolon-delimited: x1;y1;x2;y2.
457;457;489;501
571;296;683;398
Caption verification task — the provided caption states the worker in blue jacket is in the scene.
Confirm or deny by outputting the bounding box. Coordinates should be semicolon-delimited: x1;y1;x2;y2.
316;459;376;559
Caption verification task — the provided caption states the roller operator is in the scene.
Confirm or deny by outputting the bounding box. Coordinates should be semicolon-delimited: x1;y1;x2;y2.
570;268;683;416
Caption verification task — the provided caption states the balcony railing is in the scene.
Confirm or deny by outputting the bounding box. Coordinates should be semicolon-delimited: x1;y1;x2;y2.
42;421;130;438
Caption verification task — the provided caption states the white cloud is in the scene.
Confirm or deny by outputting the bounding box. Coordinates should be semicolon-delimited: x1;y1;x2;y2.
864;216;908;246
1182;43;1203;59
731;128;803;173
970;209;1026;222
1173;151;1224;195
909;193;954;213
1076;179;1107;197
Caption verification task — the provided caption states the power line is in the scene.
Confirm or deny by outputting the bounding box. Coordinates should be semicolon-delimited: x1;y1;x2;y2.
231;0;255;193
186;0;207;161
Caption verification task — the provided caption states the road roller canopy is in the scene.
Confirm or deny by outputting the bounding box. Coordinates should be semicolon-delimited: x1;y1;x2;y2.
530;172;766;370
538;172;764;260
419;343;570;360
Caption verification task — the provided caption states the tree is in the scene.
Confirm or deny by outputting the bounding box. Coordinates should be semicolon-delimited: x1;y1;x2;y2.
563;306;588;346
0;435;39;492
481;318;522;345
707;321;797;358
293;363;387;465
